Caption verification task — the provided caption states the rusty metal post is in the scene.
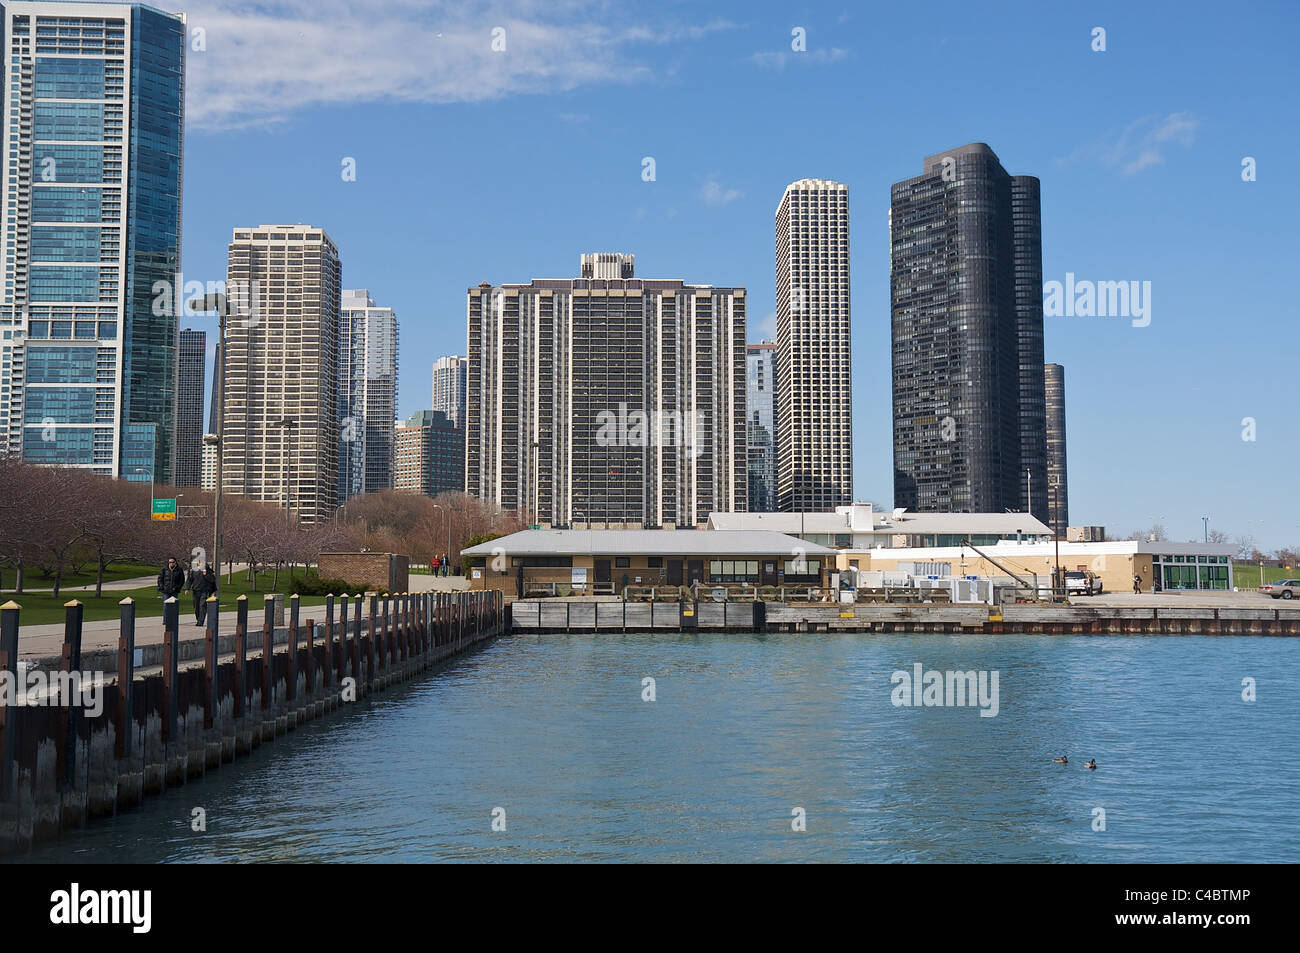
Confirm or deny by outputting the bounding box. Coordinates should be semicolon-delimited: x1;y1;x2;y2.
162;596;179;745
204;596;219;729
379;595;389;668
59;600;85;787
0;601;19;800
261;594;275;710
287;594;299;702
234;595;248;718
352;594;363;685
338;593;351;682
115;598;135;758
367;594;378;677
306;619;315;694
322;594;334;688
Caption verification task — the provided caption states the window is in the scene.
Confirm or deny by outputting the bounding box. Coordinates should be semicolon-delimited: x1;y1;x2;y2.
647;557;662;569
615;556;630;568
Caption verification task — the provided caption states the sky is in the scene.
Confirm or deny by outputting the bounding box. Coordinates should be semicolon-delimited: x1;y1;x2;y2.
163;0;1299;551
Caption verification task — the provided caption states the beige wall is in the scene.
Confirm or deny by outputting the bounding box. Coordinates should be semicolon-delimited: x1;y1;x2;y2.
836;551;1151;594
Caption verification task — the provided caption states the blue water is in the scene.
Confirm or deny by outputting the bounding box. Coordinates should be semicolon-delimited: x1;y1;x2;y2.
15;632;1300;863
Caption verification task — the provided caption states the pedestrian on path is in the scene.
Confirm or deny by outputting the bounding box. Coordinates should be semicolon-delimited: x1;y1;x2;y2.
157;556;185;603
187;561;217;626
1133;573;1142;594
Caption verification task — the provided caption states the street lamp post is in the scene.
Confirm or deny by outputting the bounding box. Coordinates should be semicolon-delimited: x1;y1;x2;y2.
133;466;153;517
189;293;245;582
431;503;451;574
1202;515;1210;543
275;417;296;529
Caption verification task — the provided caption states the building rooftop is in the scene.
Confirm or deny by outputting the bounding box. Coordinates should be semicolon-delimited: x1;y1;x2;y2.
707;509;1055;537
462;529;836;559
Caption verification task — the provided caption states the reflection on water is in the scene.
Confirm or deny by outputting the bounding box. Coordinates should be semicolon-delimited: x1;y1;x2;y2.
15;632;1299;863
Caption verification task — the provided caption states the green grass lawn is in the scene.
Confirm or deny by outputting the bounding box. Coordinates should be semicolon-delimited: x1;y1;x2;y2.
5;560;161;592
2;570;329;626
1231;563;1299;590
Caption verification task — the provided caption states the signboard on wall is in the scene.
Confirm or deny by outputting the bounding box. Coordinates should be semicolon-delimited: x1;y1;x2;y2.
572;568;588;584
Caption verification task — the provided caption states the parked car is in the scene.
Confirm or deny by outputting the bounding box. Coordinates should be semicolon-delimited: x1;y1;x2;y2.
1259;579;1300;599
1064;570;1103;596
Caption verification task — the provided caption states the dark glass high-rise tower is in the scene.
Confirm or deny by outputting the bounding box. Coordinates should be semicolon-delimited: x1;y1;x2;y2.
0;2;185;482
890;143;1048;520
176;328;205;486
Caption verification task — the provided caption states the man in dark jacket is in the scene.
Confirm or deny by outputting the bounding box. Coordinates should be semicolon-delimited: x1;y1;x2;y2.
158;556;186;605
187;561;217;626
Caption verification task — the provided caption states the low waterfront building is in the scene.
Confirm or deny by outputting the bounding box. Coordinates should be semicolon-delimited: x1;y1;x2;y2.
708;504;1054;550
462;529;835;596
1066;525;1106;542
829;539;1237;594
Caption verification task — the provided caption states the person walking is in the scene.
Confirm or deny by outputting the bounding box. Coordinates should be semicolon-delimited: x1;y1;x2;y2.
158;556;186;605
1133;573;1142;595
187;560;217;626
432;554;441;576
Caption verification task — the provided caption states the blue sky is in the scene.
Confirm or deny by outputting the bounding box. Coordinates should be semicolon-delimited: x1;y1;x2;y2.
168;0;1299;550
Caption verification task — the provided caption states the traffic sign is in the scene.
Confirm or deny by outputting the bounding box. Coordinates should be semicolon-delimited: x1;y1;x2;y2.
151;498;177;521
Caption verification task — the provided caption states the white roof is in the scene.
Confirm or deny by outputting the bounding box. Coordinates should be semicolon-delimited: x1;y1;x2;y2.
461;529;836;558
707;511;1054;537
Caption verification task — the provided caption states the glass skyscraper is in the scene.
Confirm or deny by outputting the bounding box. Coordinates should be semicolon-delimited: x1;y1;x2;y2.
890;143;1048;520
0;2;185;480
745;340;776;512
337;288;398;500
175;327;204;486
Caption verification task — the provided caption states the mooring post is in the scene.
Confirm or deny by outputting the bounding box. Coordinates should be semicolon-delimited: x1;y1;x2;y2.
204;595;219;729
0;601;19;801
352;594;363;686
367;594;378;678
234;595;248;718
287;594;299;702
305;619;315;693
162;596;179;745
116;598;135;758
322;595;334;688
262;594;275;710
338;594;351;681
379;594;389;668
59;600;85;787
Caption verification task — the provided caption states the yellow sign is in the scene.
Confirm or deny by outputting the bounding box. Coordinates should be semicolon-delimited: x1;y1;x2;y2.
989;612;1004;622
840;610;855;619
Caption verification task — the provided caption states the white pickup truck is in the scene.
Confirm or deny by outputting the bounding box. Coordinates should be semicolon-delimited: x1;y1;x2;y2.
1064;570;1103;596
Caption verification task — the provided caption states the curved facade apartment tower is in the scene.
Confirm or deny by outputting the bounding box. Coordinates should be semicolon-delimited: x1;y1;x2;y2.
890;143;1048;521
1044;362;1068;536
775;179;852;513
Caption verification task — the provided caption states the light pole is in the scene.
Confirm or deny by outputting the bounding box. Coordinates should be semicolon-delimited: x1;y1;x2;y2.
431;503;451;573
275;417;296;529
1202;515;1210;543
1026;468;1032;517
133;466;153;517
189;292;245;583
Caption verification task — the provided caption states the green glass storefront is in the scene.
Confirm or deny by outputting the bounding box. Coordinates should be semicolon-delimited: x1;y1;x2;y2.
1153;555;1231;590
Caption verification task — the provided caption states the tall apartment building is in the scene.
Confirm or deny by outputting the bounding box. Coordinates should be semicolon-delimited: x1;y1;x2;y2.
890;143;1048;520
395;409;464;498
0;2;185;480
746;340;776;512
222;225;341;524
431;354;467;428
337;289;398;500
467;253;748;528
1044;362;1068;536
775;179;852;512
175;328;205;485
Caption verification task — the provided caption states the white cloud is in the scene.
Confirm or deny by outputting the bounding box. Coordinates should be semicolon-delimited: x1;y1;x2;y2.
701;177;743;205
1059;112;1200;176
168;2;737;130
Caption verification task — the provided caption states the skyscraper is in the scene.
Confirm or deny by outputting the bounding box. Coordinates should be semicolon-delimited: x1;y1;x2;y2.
175;328;205;486
432;354;467;428
467;253;747;528
0;2;185;480
775;179;852;512
746;340;776;512
395;410;464;498
222;225;341;524
337;289;398;500
890;143;1048;519
1044;363;1068;536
